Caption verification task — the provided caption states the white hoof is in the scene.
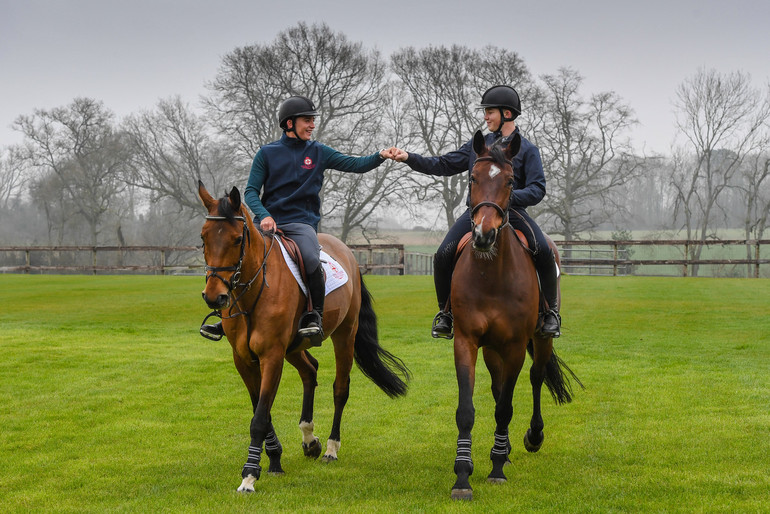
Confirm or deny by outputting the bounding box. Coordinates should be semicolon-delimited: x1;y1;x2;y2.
322;439;341;462
237;475;256;493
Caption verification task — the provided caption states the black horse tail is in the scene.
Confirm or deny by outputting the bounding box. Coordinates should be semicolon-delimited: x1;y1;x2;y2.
528;341;584;405
353;275;411;398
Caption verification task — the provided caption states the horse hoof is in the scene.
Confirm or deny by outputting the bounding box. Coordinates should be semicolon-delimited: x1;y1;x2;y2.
524;429;544;453
267;470;285;477
487;477;507;485
451;488;473;501
302;438;322;459
321;454;338;463
237;476;256;493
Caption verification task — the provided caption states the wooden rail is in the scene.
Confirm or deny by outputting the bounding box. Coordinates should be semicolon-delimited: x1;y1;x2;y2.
553;239;770;278
1;240;768;277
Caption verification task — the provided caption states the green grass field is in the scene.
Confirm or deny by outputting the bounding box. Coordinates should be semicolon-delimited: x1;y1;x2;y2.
1;274;768;512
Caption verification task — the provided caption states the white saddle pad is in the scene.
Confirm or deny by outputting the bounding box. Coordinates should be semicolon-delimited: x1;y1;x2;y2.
276;238;349;297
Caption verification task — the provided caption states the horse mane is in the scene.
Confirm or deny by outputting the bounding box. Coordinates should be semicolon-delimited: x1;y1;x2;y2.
488;144;510;169
216;194;238;221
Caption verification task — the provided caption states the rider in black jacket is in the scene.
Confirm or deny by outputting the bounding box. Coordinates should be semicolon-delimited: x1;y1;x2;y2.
393;85;561;339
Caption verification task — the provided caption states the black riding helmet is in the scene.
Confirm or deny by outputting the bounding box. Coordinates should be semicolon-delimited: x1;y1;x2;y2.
480;85;521;129
278;95;320;135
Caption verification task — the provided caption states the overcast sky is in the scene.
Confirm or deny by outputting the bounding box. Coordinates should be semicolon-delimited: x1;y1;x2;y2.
2;0;769;155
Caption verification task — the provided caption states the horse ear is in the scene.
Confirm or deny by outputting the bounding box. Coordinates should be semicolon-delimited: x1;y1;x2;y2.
472;130;487;156
504;133;521;160
229;186;242;211
198;180;215;210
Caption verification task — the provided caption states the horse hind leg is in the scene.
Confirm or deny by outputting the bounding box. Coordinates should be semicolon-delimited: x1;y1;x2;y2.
287;350;322;459
524;339;549;452
265;423;284;475
322;330;355;463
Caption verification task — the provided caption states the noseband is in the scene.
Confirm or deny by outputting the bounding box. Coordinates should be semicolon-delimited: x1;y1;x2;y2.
469;155;514;240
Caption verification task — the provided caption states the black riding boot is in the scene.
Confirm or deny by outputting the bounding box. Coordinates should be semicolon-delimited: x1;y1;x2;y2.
431;253;454;339
298;266;325;340
200;312;225;341
538;258;561;338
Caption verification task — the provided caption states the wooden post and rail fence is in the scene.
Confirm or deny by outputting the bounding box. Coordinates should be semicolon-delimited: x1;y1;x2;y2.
1;239;768;278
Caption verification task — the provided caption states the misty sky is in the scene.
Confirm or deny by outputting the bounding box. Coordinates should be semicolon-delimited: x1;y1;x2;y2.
2;0;768;155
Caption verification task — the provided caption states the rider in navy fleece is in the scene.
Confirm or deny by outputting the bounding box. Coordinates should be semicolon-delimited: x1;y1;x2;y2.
200;95;394;341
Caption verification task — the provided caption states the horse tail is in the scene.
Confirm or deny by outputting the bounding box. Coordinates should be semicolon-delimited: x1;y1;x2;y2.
528;341;584;405
353;275;411;398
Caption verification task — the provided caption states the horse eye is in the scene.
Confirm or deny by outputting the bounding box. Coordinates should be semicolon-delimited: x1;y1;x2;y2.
234;236;243;246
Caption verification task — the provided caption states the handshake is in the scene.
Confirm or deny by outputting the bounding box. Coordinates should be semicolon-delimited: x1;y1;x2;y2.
379;147;409;162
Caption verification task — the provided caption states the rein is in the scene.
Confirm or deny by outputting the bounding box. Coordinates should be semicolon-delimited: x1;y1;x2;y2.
469;155;514;239
204;215;275;322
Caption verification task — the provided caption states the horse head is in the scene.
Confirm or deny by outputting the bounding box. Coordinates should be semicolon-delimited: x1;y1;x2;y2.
469;130;521;252
198;181;251;310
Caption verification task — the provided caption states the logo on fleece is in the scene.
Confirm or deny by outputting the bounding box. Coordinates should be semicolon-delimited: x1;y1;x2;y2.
301;157;315;170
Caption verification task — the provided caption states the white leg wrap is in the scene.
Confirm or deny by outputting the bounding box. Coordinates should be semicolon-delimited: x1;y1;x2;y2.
237;475;256;493
299;421;316;445
325;439;341;459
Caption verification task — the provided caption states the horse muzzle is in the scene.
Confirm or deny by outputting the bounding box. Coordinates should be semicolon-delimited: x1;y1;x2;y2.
472;223;498;252
202;290;231;310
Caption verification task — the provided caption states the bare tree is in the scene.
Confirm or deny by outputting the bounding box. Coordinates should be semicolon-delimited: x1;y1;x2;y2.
527;67;642;241
0;146;28;209
671;68;770;275
736;151;770;274
390;45;535;228
123;96;241;218
204;22;402;240
13;98;129;245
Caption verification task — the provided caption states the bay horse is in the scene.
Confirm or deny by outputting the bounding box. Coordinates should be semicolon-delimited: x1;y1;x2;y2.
449;131;582;500
197;181;410;493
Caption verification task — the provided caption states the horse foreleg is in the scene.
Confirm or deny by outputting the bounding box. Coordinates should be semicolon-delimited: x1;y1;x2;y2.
524;337;552;453
238;352;285;493
451;340;478;501
286;351;321;459
485;347;525;484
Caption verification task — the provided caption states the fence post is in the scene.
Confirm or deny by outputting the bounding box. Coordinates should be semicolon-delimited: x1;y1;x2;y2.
683;242;689;277
25;249;30;274
613;243;619;277
160;250;166;276
92;248;97;275
756;241;761;279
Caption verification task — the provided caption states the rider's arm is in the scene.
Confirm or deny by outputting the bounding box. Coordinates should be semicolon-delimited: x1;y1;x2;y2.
320;145;385;173
511;144;546;208
243;150;272;222
403;139;473;177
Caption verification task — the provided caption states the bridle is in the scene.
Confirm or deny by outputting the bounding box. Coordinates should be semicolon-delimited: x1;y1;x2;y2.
203;214;274;321
469;155;514;241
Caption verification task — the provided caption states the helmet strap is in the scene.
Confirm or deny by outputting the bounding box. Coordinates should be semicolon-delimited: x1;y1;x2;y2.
284;117;299;138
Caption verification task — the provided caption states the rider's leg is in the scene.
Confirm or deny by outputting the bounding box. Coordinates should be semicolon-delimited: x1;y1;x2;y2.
509;209;561;337
432;212;472;339
299;264;325;338
280;223;324;338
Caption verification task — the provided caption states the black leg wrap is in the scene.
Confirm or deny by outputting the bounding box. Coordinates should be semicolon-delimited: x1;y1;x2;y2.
490;431;511;463
242;445;262;479
454;437;474;476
